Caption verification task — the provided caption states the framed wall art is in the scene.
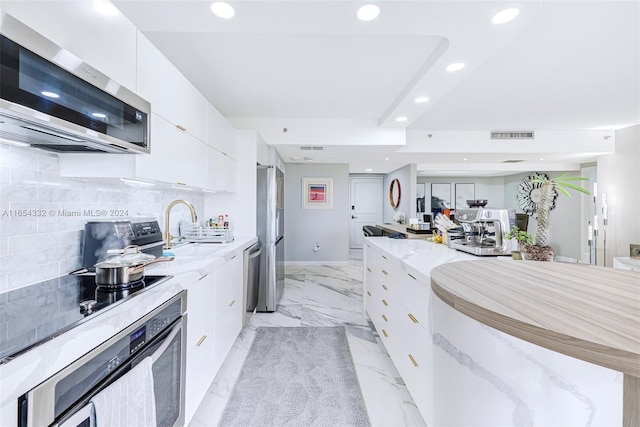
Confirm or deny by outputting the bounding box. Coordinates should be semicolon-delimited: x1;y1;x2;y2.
302;177;333;209
431;183;451;210
454;183;475;210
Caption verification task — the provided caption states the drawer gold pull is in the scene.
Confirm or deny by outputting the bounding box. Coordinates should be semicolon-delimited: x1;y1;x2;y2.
382;270;388;276
382;314;388;322
409;354;418;367
229;300;236;307
198;273;208;281
367;291;372;296
408;273;416;280
381;255;387;260
176;124;187;132
382;284;388;291
230;255;237;260
408;313;419;324
367;267;372;272
196;335;207;347
382;299;388;306
382;329;388;337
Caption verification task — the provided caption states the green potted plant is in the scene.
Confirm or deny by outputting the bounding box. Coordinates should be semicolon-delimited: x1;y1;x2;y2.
505;226;534;259
518;173;590;261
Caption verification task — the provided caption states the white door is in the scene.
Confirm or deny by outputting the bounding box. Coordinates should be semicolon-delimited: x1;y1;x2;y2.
350;176;384;249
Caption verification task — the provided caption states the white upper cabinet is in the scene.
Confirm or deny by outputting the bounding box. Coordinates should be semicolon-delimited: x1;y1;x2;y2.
207;103;237;160
1;1;138;91
136;33;207;142
206;146;237;193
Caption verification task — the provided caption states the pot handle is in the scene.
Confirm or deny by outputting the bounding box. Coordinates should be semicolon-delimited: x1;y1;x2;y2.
127;256;175;274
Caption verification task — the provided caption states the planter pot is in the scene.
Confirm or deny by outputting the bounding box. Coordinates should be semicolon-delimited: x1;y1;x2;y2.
520;245;555;261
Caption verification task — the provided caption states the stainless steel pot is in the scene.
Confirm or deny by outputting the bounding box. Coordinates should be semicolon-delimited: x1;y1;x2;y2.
95;245;174;286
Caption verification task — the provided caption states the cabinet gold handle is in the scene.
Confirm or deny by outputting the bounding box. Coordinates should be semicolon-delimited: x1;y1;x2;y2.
408;273;416;280
408;313;419;324
382;284;388;291
382;270;388;276
409;354;418;367
382;329;388;337
176;124;187;132
382;314;388;322
198;273;208;281
381;255;387;260
382;299;388;306
367;291;372;296
367;267;372;272
175;182;187;186
230;255;237;260
196;335;207;347
229;300;235;307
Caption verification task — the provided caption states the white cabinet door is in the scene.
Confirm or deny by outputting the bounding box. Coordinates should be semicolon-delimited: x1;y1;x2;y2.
184;268;216;424
136;34;207;142
137;114;206;187
59;114;206;188
206;146;237;192
213;251;244;372
207;103;237;159
185;322;216;424
400;317;433;426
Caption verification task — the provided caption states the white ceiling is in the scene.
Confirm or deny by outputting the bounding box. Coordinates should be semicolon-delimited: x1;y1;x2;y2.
113;0;639;175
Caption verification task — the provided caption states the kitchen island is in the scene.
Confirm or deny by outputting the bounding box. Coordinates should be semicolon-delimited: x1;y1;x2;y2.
364;236;637;426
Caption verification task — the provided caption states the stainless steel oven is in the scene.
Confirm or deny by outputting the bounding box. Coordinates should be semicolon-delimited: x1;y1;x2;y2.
18;292;187;427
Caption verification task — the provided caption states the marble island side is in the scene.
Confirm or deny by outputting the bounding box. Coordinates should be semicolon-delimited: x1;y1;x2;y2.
363;236;638;426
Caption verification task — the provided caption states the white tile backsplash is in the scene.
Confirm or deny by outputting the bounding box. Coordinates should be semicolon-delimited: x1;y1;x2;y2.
0;144;205;292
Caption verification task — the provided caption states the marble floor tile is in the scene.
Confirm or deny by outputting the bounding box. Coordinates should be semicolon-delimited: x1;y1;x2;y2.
189;257;425;427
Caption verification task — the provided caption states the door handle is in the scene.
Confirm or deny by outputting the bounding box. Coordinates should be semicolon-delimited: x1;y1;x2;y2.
351;215;358;219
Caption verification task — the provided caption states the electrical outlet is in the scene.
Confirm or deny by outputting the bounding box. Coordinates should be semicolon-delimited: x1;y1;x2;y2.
630;244;640;259
313;243;320;252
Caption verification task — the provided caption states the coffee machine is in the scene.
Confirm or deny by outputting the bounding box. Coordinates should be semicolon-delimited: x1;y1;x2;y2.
453;208;517;256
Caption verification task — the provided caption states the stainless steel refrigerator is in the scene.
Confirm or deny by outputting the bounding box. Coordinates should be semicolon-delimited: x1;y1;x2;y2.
256;165;284;312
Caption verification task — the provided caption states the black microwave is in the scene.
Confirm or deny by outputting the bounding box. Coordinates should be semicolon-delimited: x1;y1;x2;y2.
0;11;150;154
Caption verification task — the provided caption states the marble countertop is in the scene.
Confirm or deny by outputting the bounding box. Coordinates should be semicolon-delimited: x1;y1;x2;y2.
430;259;640;378
0;235;257;427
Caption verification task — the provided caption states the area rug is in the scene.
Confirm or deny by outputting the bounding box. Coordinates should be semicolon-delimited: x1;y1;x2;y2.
217;326;371;427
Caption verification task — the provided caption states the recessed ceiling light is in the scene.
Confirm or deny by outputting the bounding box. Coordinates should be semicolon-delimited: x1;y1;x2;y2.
365;168;373;172
395;116;408;122
446;63;466;72
41;91;60;99
93;0;119;16
385;157;389;161
414;96;430;103
539;158;544;161
463;158;468;161
357;4;380;21
91;112;107;119
211;2;235;19
492;8;520;24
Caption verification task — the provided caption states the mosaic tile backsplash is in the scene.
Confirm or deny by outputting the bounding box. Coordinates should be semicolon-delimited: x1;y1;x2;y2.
0;144;205;293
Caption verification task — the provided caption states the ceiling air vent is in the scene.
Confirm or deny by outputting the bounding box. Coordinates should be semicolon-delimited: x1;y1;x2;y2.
300;146;324;151
490;131;535;140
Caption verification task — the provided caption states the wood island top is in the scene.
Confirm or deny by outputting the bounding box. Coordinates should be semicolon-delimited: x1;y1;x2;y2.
431;259;640;378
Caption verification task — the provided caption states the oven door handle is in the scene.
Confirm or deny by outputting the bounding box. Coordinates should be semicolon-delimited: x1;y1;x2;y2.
148;320;181;365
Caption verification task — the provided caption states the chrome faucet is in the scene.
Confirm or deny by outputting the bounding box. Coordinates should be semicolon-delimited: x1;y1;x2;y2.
164;199;198;249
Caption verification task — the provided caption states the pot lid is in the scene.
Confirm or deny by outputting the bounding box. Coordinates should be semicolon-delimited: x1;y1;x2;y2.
95;245;155;268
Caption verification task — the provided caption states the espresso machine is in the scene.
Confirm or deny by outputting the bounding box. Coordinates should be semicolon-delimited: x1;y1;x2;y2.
453;208;517;256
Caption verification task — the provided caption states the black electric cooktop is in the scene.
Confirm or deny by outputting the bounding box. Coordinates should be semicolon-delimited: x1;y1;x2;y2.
0;273;171;364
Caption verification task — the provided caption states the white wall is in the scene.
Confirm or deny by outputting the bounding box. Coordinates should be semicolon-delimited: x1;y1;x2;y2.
284;163;350;263
597;124;640;265
383;164;415;223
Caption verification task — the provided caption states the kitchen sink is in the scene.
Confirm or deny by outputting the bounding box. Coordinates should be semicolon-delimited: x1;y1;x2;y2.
168;242;230;258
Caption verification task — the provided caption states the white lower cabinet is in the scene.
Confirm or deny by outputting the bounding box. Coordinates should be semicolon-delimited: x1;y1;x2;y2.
184;250;244;424
212;251;243;372
363;243;433;425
